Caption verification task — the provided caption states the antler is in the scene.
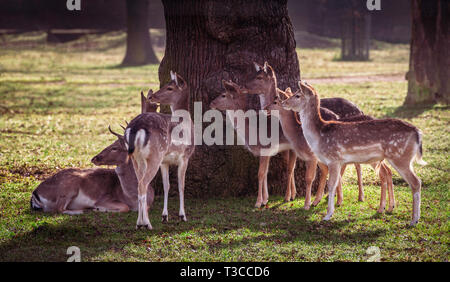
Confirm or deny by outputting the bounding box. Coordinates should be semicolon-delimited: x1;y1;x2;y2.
108;125;123;138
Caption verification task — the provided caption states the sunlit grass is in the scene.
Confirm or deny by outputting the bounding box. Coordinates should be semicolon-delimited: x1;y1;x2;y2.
0;32;448;262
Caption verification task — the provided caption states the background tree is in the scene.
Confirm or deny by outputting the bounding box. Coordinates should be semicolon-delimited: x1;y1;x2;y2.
122;0;159;66
157;0;312;197
406;0;449;104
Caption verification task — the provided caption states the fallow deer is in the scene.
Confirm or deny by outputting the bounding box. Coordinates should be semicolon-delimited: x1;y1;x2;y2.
282;81;426;225
242;61;368;207
270;87;395;213
31;92;157;214
209;80;297;207
125;71;195;229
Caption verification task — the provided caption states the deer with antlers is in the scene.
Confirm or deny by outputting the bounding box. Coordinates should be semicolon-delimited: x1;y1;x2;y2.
282;81;426;225
126;71;195;229
210;80;297;207
31;92;157;214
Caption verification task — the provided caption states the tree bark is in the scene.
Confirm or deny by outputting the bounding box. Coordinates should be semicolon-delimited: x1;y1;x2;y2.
406;0;449;104
122;0;159;66
157;0;314;198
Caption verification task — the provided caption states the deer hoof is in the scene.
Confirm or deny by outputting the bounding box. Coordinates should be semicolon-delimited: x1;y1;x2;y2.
136;224;152;230
377;207;385;214
161;215;169;223
303;204;311;210
409;219;419;227
255;202;262;208
179;215;187;222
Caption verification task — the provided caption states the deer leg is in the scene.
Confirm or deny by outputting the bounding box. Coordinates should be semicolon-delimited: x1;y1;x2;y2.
323;163;341;221
383;162;395;212
372;162;387;213
56;192;78;214
313;162;328;206
63;210;85;215
133;157;159;230
94;199;130;213
160;164;170;222
388;159;421;226
355;164;364;201
288;150;297;201
336;164;346;206
283;151;292;202
256;156;270;208
177;160;189;221
304;159;318;210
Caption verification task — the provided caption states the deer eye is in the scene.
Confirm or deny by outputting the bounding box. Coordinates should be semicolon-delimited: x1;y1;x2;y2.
167;87;173;91
295;95;300;98
222;94;226;98
257;76;263;80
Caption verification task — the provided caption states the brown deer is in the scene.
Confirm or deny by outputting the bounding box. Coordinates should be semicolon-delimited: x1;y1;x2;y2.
209;80;297;207
126;71;195;229
31;92;157;214
242;62;369;207
282;81;426;225
270;87;395;213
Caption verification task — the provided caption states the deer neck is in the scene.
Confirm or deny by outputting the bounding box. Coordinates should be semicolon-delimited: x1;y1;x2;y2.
115;162;138;201
298;96;323;151
260;81;277;110
171;88;190;112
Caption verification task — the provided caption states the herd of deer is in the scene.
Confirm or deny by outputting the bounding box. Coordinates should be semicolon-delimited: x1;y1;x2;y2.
31;62;426;228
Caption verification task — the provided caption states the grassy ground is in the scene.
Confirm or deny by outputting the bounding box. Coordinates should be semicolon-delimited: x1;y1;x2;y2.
0;31;448;261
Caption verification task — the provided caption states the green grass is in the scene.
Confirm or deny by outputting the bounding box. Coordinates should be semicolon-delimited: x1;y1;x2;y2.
0;31;448;262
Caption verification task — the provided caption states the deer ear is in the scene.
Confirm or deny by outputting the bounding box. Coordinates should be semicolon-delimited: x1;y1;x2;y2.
170;70;179;86
141;91;146;114
253;62;262;72
147;89;153;99
223;81;235;93
176;73;187;89
263;61;268;73
297;81;303;92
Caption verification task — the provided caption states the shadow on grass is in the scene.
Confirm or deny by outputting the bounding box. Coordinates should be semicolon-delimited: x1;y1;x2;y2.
384;103;447;119
0;196;390;261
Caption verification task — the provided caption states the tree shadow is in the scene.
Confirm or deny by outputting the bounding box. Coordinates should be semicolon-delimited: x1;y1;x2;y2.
384;103;446;119
0;195;393;261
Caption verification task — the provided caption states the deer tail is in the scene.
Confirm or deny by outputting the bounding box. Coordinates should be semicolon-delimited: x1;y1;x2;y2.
415;130;427;166
30;190;43;211
125;127;150;162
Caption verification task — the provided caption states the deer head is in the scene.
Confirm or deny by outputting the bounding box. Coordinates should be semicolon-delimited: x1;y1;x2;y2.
243;61;276;95
209;80;247;110
281;81;317;112
149;71;188;111
91;126;127;166
264;87;292;111
141;90;158;113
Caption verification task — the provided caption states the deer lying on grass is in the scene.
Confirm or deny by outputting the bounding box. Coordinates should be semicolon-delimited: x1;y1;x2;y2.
31;92;157;214
282;81;426;225
126;71;195;229
210;80;297;207
242;61;370;208
270;87;395;213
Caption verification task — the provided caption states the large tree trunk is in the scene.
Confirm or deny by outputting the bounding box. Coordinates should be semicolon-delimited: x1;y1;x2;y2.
405;0;449;104
122;0;159;66
157;0;313;198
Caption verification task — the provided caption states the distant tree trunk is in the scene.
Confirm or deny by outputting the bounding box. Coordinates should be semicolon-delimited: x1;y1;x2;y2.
405;0;449;104
122;0;159;66
158;0;312;198
341;1;371;61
